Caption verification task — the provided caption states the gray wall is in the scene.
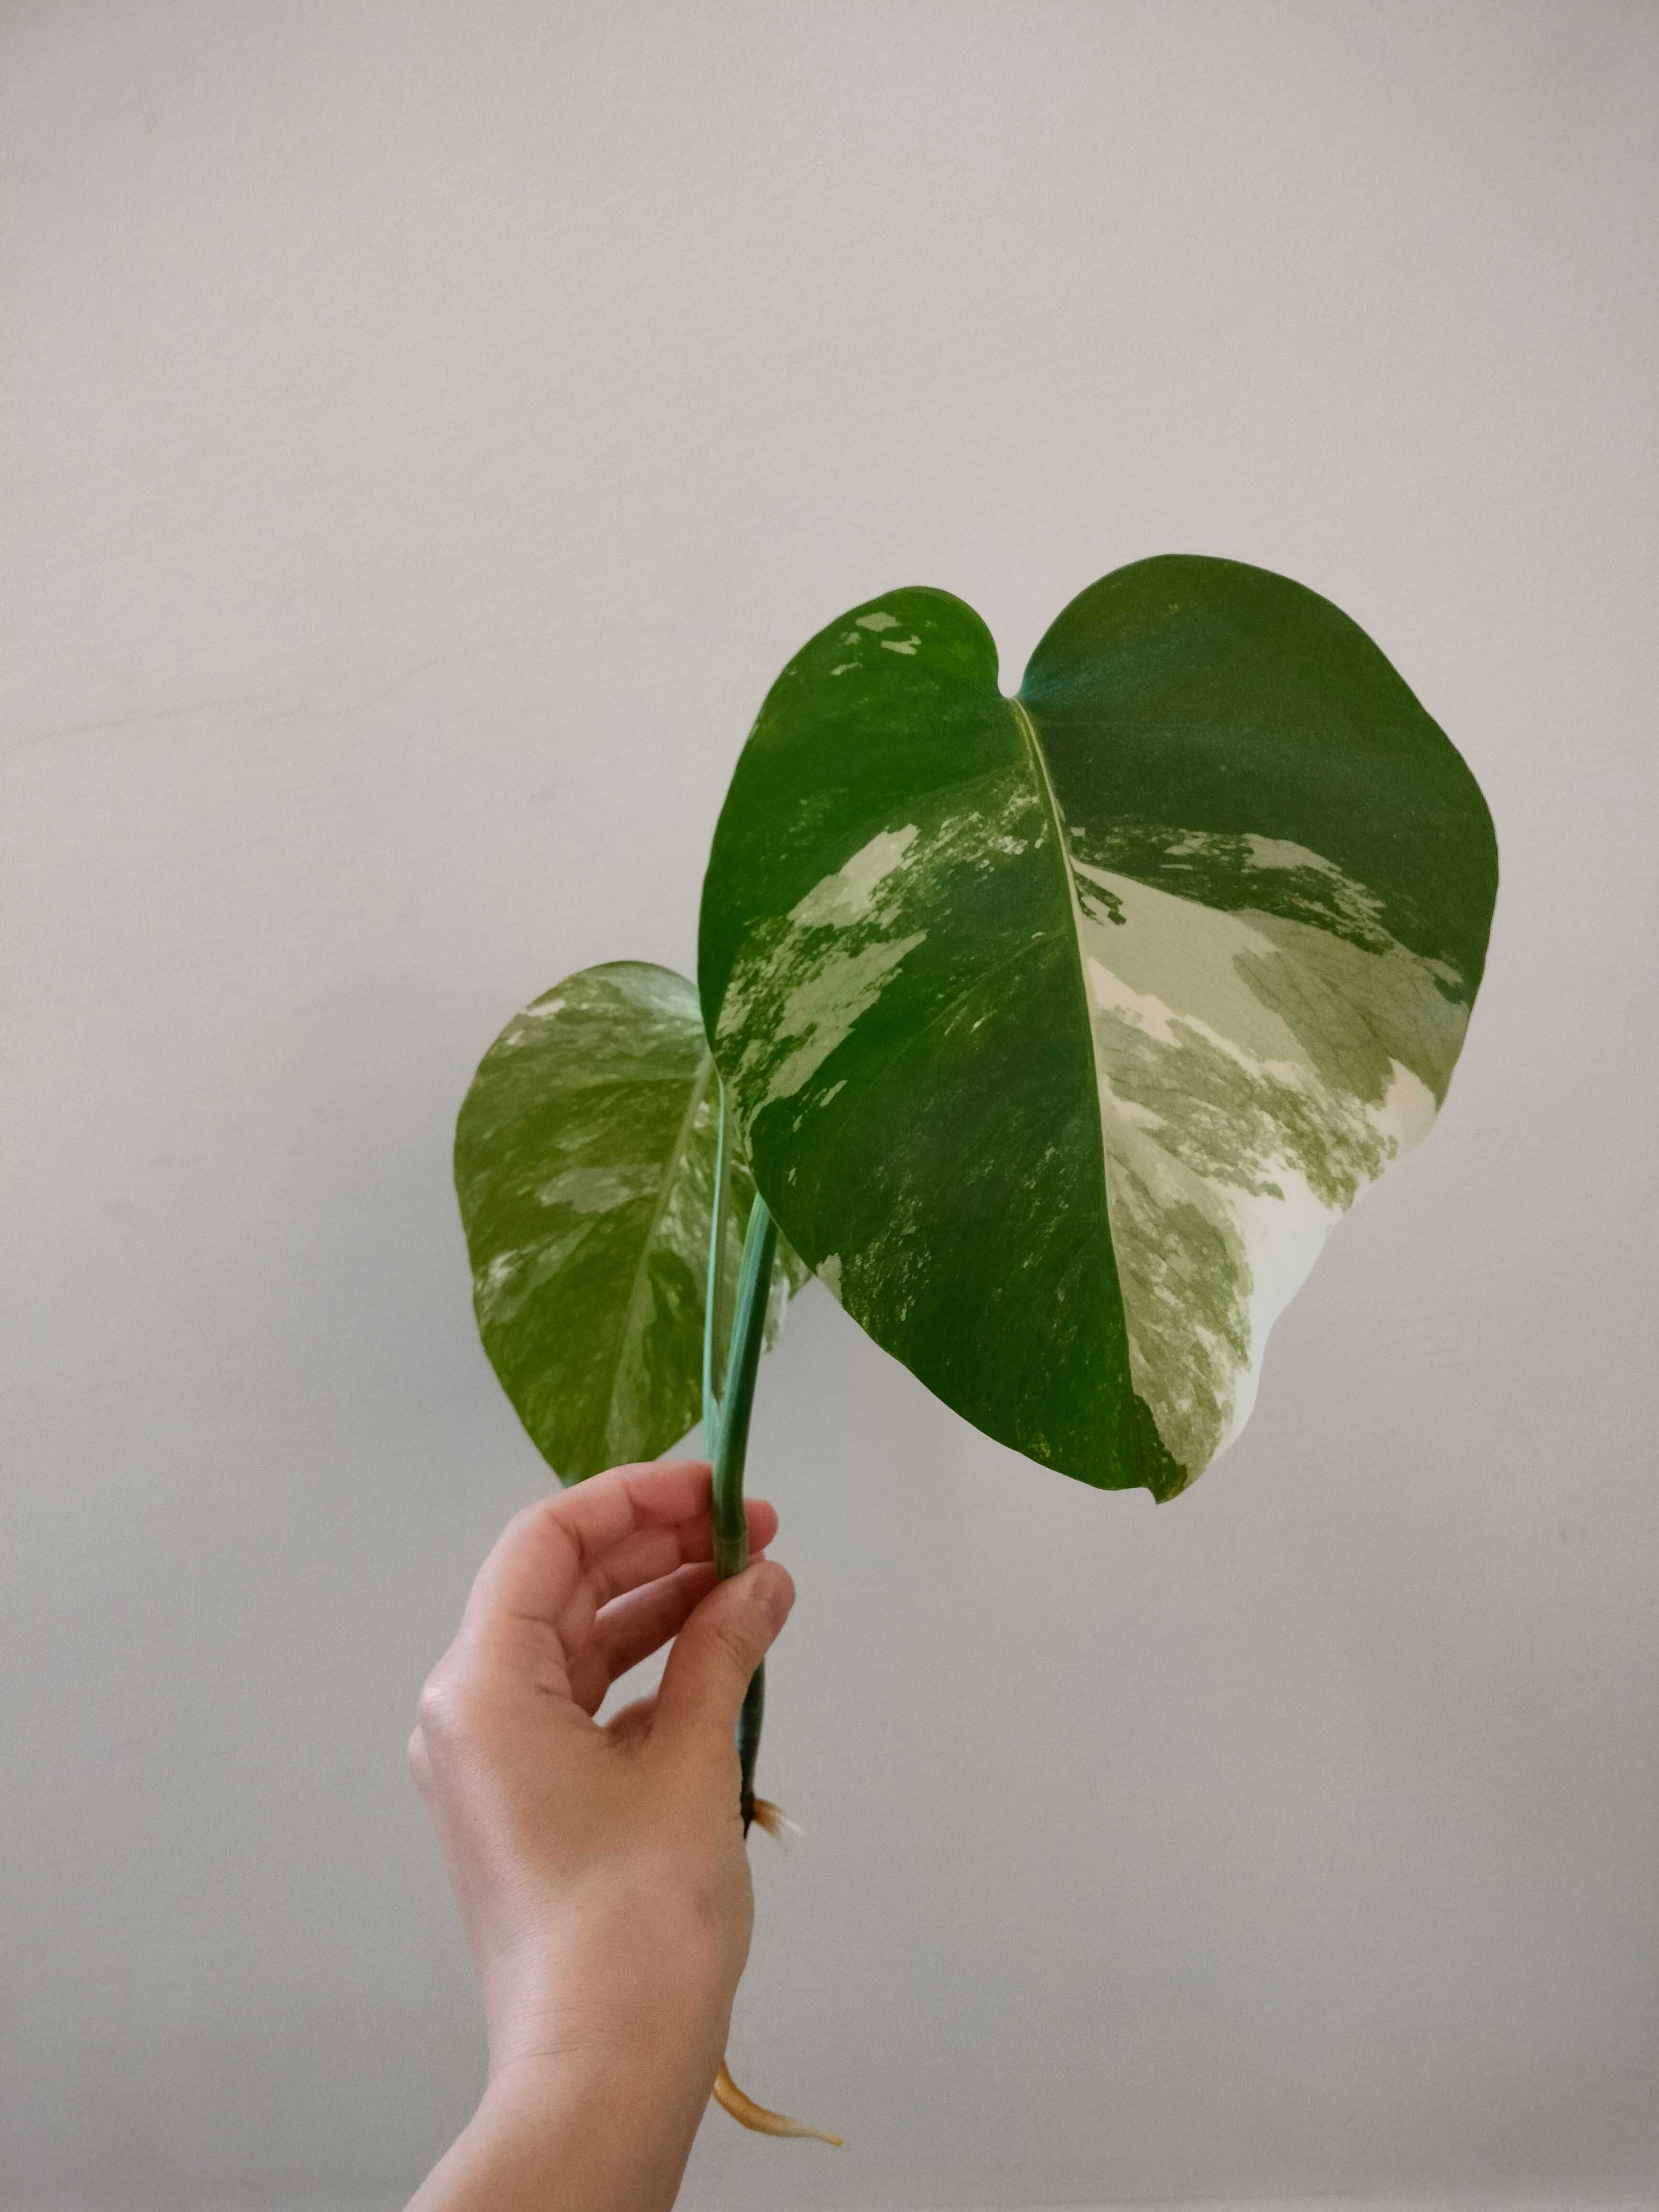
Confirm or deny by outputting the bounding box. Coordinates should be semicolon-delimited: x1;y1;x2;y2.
2;4;1654;2207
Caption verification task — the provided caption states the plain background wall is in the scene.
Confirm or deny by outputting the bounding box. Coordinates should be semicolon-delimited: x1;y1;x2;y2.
2;3;1655;2207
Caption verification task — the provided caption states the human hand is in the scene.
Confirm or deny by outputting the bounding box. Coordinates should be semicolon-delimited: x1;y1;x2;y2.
406;1458;793;2212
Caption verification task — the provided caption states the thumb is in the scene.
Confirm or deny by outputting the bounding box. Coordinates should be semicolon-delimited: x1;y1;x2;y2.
654;1560;795;1748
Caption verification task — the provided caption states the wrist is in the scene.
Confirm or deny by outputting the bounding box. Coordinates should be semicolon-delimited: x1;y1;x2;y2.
464;2031;718;2212
480;1894;738;2086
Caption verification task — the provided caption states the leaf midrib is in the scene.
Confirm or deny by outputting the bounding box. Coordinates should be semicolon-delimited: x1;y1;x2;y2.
769;703;1122;1345
1006;692;1121;1314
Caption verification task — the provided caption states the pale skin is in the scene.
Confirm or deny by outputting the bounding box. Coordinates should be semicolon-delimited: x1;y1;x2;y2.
406;1457;795;2212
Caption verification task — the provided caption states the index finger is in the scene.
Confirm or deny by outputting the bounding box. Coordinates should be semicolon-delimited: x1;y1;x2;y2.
460;1459;723;1639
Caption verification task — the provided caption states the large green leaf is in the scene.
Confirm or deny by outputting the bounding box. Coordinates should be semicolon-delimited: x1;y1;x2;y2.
698;556;1497;1499
455;961;804;1484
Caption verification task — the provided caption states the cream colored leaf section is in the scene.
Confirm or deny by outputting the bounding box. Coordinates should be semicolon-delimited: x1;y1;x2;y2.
1069;854;1469;1485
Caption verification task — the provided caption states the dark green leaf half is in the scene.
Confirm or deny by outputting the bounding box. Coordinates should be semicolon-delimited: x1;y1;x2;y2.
454;961;804;1484
698;556;1497;1498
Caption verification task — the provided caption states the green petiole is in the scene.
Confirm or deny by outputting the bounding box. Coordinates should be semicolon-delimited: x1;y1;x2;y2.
709;1167;778;1831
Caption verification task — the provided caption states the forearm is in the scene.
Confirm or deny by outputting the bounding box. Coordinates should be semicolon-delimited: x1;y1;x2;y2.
408;2036;719;2212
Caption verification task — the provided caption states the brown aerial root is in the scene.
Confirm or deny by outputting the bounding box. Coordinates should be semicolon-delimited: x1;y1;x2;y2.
747;1795;802;1844
712;2060;843;2146
714;1796;841;2142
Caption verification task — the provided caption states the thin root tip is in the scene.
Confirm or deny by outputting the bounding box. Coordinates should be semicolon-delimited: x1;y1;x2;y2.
748;1796;804;1844
713;2059;842;2146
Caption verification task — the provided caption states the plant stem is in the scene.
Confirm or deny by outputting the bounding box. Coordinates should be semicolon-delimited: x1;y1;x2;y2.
711;1183;778;1829
701;1081;730;1446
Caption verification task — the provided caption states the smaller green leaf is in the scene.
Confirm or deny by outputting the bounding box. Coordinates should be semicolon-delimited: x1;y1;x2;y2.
454;961;805;1484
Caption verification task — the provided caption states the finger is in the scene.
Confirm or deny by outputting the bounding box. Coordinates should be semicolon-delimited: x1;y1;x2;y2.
653;1561;796;1751
460;1460;718;1639
553;1499;778;1689
600;1563;716;1677
603;1693;658;1748
574;1497;779;1615
566;1562;719;1714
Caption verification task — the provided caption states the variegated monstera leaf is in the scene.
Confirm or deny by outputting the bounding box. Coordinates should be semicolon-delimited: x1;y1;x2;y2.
455;962;804;1484
698;556;1497;1499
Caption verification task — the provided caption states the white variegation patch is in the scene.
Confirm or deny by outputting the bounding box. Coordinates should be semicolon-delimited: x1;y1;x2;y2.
752;931;927;1105
789;827;918;926
537;1163;662;1214
717;825;936;1117
1065;852;1469;1482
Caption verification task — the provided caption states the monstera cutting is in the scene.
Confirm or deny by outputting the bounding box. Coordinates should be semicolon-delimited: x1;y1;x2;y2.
455;553;1497;2137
